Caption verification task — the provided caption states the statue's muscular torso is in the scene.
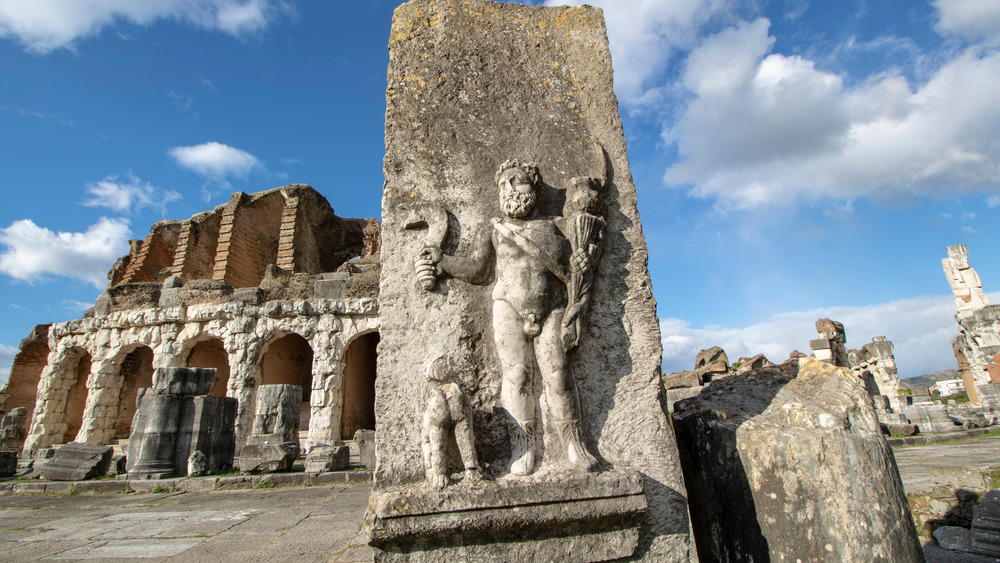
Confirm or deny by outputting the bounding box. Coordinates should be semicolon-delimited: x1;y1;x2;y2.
490;217;569;320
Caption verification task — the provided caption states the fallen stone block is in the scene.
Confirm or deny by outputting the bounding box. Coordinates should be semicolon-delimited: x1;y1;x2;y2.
39;442;113;481
881;423;918;436
107;454;127;476
305;444;350;473
238;442;298;473
934;526;972;552
354;429;375;469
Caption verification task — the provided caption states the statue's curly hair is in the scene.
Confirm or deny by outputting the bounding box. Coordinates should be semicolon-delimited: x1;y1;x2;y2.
494;159;542;188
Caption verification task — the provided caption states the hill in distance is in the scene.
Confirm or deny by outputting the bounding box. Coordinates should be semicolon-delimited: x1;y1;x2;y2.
899;369;960;389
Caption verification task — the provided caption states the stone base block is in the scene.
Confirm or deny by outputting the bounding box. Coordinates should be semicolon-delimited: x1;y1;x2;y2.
367;469;646;562
38;442;113;481
0;451;16;477
305;445;349;473
107;454;127;476
239;442;298;473
972;490;1000;557
880;423;918;436
354;429;375;469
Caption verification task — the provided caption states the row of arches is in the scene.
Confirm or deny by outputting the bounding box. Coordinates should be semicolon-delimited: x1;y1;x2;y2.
49;331;378;445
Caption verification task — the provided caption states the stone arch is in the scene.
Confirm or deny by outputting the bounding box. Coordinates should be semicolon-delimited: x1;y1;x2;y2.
258;331;314;431
339;329;379;439
183;337;231;397
59;347;93;443
111;345;154;439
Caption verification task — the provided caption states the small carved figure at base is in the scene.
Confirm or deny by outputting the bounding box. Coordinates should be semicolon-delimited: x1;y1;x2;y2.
421;356;482;488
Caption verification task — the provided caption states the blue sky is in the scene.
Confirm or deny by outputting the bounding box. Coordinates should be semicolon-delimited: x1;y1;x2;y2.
2;0;1000;382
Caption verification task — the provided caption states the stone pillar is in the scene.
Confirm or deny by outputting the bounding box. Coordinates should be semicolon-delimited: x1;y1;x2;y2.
371;1;692;560
942;244;989;319
127;367;236;479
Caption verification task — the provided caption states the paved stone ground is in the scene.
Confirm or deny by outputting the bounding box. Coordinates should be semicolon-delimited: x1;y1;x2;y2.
0;434;996;562
892;434;1000;495
0;484;372;562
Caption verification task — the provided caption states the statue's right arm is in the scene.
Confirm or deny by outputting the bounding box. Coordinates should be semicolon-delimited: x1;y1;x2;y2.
436;224;494;284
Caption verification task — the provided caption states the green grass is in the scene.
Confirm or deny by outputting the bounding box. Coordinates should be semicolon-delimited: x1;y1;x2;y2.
122;486;135;494
985;465;1000;489
255;479;277;489
150;486;171;494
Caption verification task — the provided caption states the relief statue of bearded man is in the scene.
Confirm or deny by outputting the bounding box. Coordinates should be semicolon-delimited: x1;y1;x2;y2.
415;159;600;476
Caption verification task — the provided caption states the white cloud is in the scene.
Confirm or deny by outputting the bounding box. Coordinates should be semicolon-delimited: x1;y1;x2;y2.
82;173;180;214
0;342;16;385
0;217;131;288
935;0;1000;43
0;0;293;54
544;0;735;106
62;299;94;313
660;293;980;379
664;18;1000;209
169;141;261;180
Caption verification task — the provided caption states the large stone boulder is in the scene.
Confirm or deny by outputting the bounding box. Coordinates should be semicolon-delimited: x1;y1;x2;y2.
674;359;923;562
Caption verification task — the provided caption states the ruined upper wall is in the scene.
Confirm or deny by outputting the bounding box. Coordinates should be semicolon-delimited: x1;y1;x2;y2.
106;184;378;291
942;244;989;319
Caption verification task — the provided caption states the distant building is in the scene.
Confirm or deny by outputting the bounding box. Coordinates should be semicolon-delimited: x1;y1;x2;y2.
933;378;965;397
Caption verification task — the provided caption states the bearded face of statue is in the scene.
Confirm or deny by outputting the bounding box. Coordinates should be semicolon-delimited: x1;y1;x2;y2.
498;168;537;219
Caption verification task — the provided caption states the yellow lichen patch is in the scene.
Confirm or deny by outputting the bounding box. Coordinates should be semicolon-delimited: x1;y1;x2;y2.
402;75;427;88
409;192;417;198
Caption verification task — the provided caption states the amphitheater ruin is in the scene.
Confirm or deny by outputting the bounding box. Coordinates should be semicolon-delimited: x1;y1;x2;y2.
1;184;381;455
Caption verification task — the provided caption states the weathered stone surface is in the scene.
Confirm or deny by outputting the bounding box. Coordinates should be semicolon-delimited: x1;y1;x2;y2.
247;384;301;445
127;370;237;479
39;442;113;481
882;422;918;436
369;469;646;562
0;450;17;477
152;367;215;396
375;1;690;559
934;526;973;552
188;450;208;476
674;359;922;562
811;318;848;366
0;407;28;452
737;359;923;561
673;365;794;561
972;489;1000;557
108;454;127;476
304;444;350;473
238;442;298;473
355;429;375;469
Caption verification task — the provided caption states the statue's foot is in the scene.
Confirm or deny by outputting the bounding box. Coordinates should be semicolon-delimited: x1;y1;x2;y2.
557;419;599;472
429;473;448;489
567;442;598;472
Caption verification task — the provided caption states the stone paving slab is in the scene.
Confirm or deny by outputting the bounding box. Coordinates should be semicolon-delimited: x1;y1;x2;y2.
892;435;1000;494
0;483;372;562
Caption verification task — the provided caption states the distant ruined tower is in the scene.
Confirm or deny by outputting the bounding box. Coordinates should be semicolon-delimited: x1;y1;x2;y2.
943;244;1000;406
942;244;990;319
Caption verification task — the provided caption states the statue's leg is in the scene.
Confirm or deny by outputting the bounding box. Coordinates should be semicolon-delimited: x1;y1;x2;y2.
536;309;597;472
454;418;481;479
493;299;536;475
